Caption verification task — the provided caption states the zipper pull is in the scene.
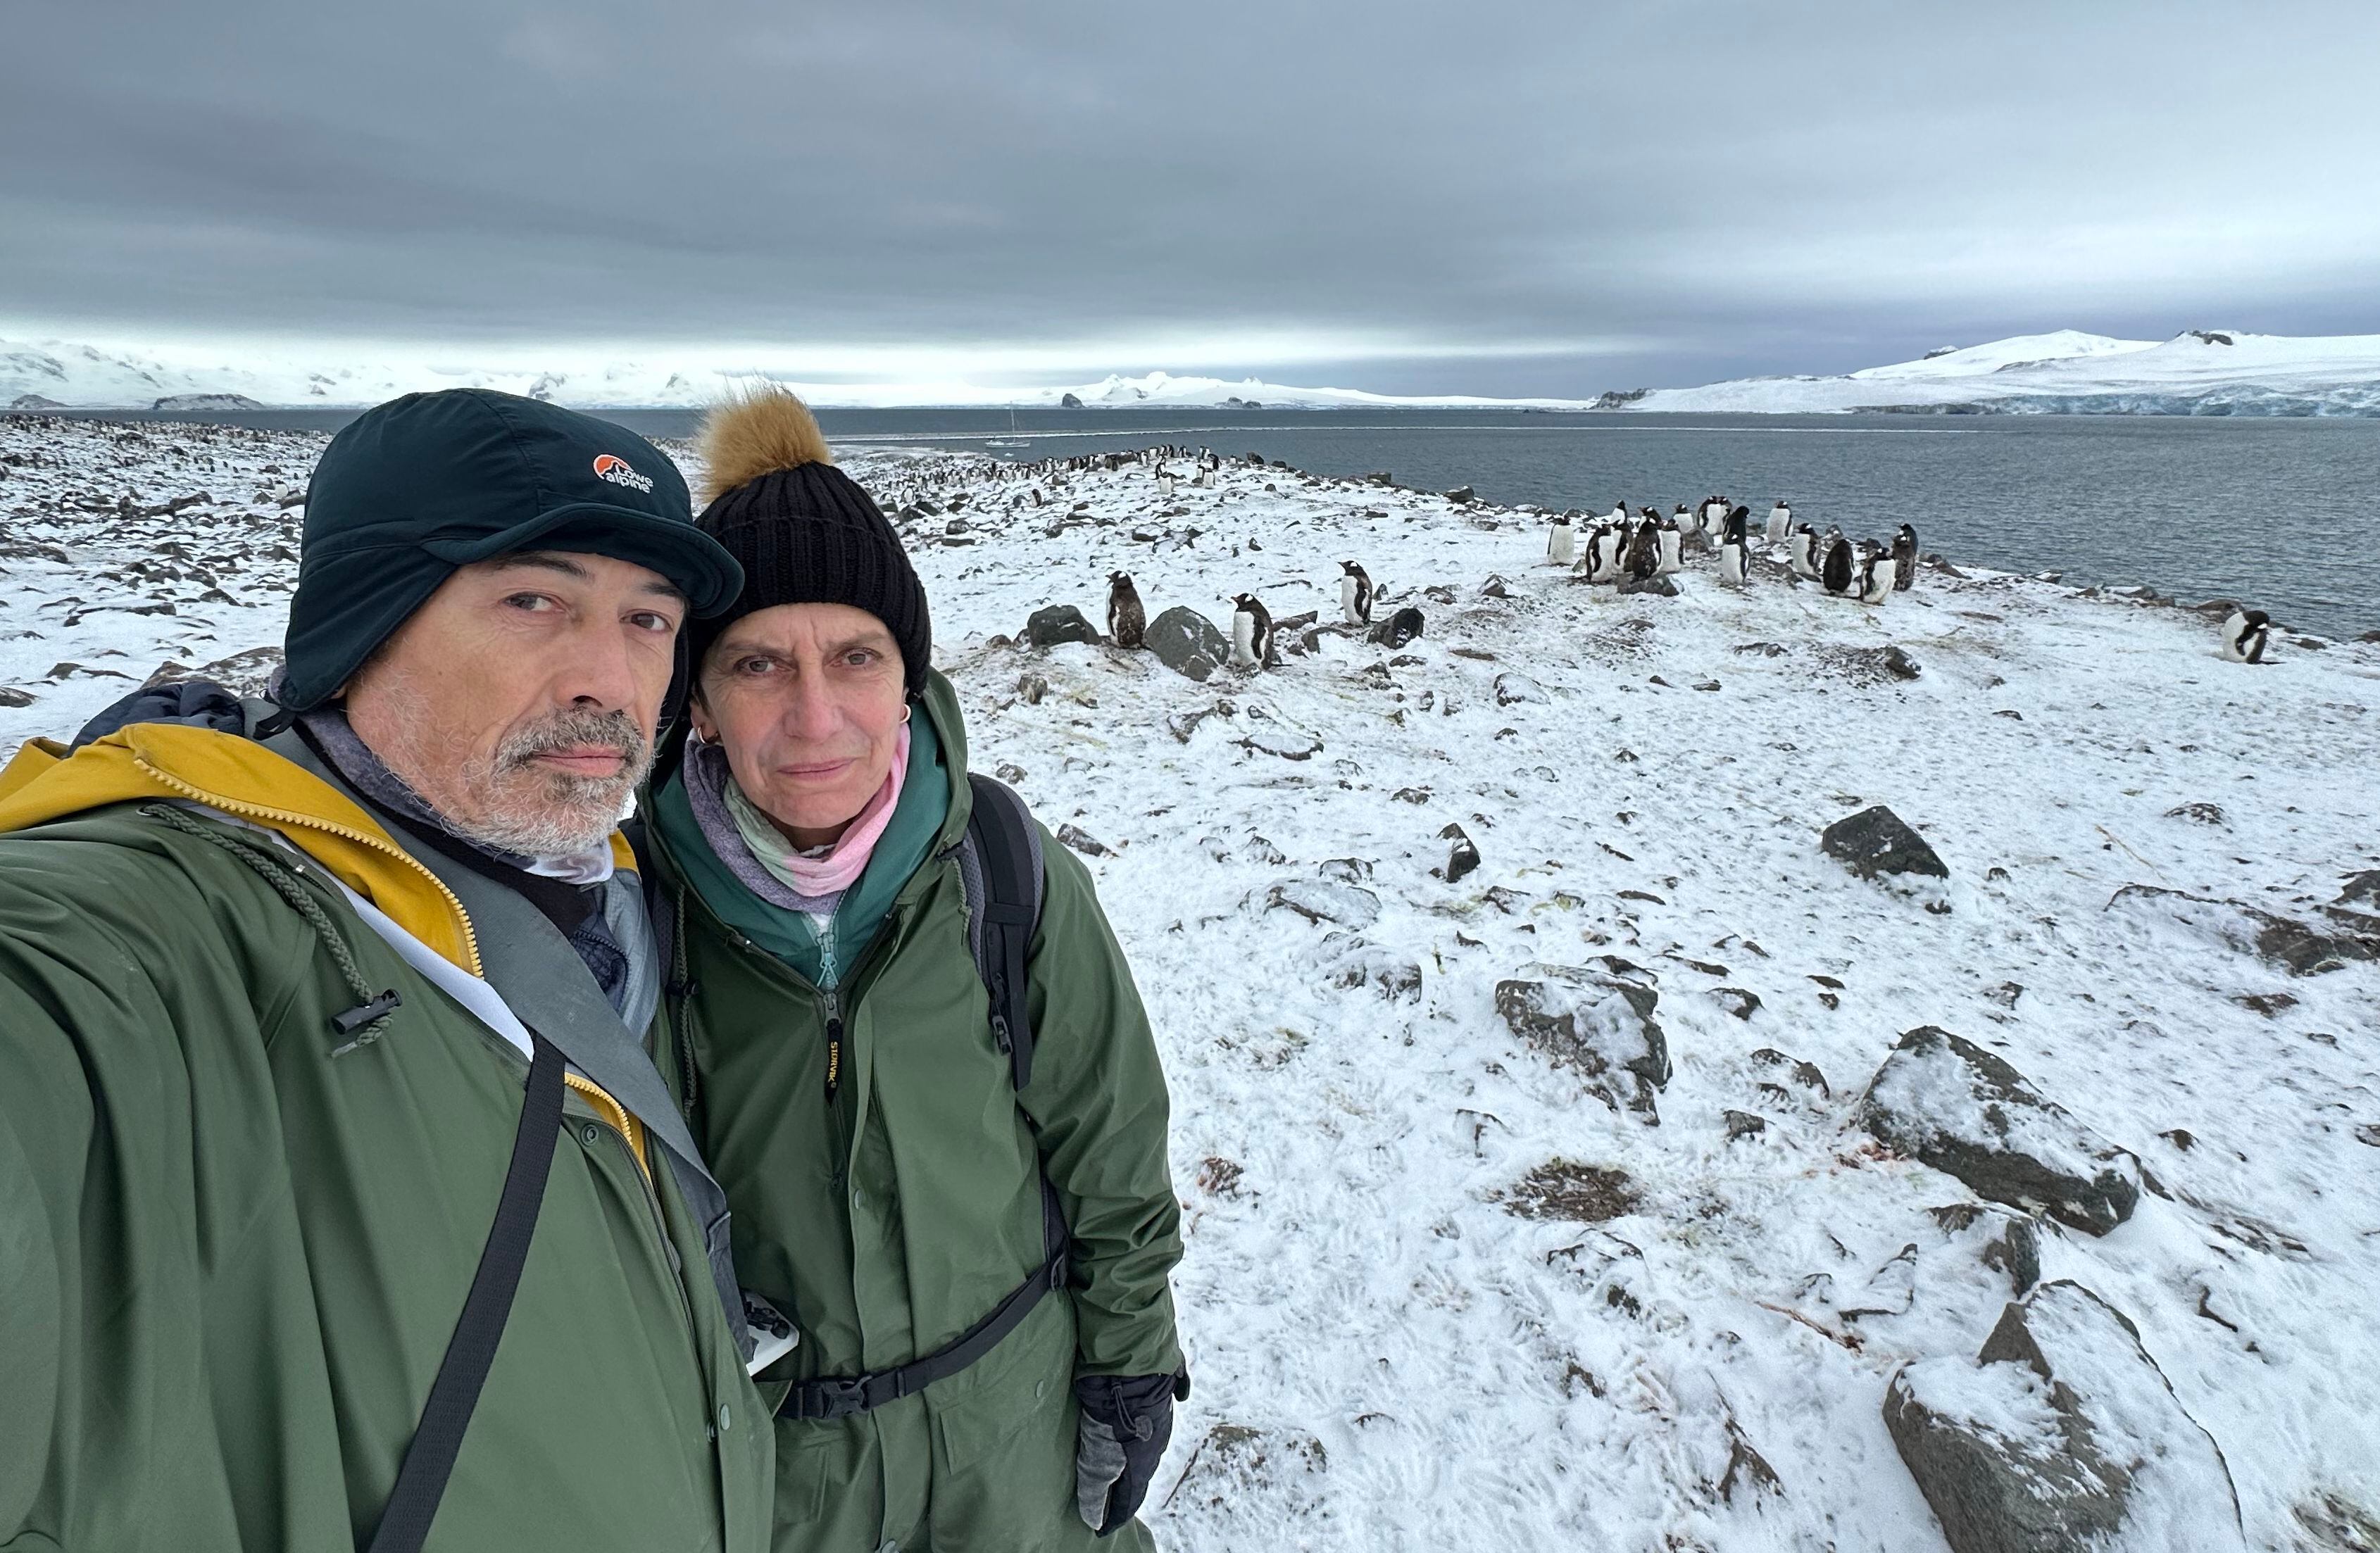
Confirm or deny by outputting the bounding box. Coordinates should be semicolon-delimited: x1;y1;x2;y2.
825;1017;844;1102
989;1012;1013;1056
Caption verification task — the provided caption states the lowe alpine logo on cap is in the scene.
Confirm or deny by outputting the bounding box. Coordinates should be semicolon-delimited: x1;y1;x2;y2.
592;453;656;493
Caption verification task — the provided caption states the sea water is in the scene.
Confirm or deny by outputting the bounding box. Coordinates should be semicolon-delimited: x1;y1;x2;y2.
39;407;2377;639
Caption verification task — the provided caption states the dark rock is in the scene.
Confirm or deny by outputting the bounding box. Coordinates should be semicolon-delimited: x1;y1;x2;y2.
1017;672;1049;705
1493;672;1547;706
1713;987;1762;1020
1822;805;1949;881
1369;607;1425;648
1859;1026;2141;1236
1055;824;1110;857
1495;967;1668;1122
1145;605;1230;680
2164;802;2226;826
1883;646;1922;679
1059;392;1084;408
1617;572;1679;598
1022;604;1100;648
2336;870;2380;908
1496;1159;1639;1222
2234;992;2296;1017
1724;1109;1767;1141
1439;823;1481;884
1884;1281;2244;1553
0;686;33;708
2105;885;2380;976
1924;1203;2041;1295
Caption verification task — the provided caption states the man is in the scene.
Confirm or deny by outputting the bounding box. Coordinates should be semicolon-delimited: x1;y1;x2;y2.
0;389;773;1552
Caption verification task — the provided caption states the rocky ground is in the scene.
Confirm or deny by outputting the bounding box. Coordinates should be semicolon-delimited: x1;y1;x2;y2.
5;413;2378;1552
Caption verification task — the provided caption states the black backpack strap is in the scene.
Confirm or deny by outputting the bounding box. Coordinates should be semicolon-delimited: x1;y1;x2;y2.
960;773;1046;1092
364;1033;566;1553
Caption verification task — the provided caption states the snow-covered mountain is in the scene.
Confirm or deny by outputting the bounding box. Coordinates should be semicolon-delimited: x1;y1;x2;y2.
1613;329;2380;415
0;339;1588;412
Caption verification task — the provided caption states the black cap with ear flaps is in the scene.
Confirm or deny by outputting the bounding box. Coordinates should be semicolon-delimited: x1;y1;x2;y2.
276;389;744;712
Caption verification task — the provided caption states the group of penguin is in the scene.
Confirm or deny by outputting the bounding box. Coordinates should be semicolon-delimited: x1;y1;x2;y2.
1548;496;1919;605
1103;560;1385;671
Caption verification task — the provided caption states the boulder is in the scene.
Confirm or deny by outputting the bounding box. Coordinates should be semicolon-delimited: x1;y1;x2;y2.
1859;1026;2141;1235
1369;607;1425;648
2105;884;2380;976
1884;1281;2245;1553
1145;605;1230;681
1493;672;1548;706
1264;880;1381;930
1439;823;1480;883
1495;965;1668;1122
1022;604;1099;648
1822;805;1948;881
1924;1203;2041;1296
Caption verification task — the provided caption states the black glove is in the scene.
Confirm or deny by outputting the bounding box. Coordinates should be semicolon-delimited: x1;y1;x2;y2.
1073;1371;1186;1536
70;679;248;750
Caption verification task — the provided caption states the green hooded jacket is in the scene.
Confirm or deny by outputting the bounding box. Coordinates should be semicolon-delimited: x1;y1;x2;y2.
0;724;773;1553
648;671;1184;1552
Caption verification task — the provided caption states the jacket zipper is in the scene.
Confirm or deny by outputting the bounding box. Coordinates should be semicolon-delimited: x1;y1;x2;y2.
134;758;484;976
563;1072;651;1183
822;987;843;1103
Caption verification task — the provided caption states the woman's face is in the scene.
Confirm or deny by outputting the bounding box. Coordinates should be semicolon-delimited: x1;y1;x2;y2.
690;602;908;848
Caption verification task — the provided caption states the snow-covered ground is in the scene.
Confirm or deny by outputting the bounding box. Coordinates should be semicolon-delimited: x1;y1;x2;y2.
4;416;2378;1551
1621;329;2380;417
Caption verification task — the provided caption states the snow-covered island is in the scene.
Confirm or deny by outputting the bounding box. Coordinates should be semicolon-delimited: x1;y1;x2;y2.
8;327;2380;415
3;415;2376;1550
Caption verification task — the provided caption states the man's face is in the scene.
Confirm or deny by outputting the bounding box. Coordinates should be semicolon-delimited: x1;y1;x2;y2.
344;551;684;856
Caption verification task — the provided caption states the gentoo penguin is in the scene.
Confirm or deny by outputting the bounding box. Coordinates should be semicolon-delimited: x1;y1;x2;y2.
1230;593;1273;669
1767;501;1792;548
2220;608;2270;663
1656;515;1683;575
1789;524;1820;580
1854;545;1896;605
1340;560;1374;624
1821;532;1855;595
1586;524;1624;584
1623;514;1661;581
1107;571;1146;648
1718;507;1748;588
1606;501;1629;527
1546;510;1578;567
1891;523;1919;590
1701;496;1727;539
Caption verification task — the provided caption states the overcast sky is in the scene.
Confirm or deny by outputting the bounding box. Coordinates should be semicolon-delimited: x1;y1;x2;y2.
5;0;2376;396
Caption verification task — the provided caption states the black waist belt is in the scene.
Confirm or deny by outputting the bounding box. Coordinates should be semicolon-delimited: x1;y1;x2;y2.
779;1182;1070;1424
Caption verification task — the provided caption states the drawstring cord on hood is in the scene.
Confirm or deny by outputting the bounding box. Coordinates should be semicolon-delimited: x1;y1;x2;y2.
143;803;403;1055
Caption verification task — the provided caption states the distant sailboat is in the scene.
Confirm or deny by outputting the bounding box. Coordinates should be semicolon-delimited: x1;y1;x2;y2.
985;405;1030;449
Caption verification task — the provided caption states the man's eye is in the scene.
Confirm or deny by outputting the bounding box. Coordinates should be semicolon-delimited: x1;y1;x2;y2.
628;610;677;634
504;592;558;612
737;657;777;676
844;650;877;667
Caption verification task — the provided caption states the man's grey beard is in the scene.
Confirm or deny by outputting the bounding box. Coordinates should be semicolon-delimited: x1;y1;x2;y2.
440;706;655;858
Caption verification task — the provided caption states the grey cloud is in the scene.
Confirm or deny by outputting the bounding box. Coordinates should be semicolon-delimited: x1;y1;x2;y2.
4;0;2376;392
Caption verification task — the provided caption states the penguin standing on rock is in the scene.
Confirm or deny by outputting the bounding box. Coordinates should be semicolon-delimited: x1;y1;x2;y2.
1789;524;1820;580
1340;560;1374;625
2220;608;2271;663
1623;514;1661;581
1231;593;1274;669
1767;501;1793;549
1546;510;1578;567
1891;523;1919;590
1107;571;1146;648
1821;532;1855;596
1718;507;1748;588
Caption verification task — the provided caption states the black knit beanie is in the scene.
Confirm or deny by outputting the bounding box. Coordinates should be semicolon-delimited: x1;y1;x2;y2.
686;388;930;698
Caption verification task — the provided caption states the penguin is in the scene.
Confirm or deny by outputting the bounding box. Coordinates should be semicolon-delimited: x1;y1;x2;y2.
1624;514;1661;581
1606;501;1629;527
1157;470;1175;499
1854;545;1896;605
1340;560;1374;625
1701;496;1727;537
1891;523;1919;590
1656;517;1683;575
1546;510;1578;567
1767;501;1792;549
1372;605;1426;648
2220;608;2270;663
1230;593;1273;669
1821;532;1855;596
1586;524;1624;584
1789;524;1820;580
1718;507;1748;588
1107;571;1146;648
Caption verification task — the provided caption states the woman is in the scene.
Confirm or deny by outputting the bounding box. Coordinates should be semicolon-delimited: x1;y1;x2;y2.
644;387;1186;1552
